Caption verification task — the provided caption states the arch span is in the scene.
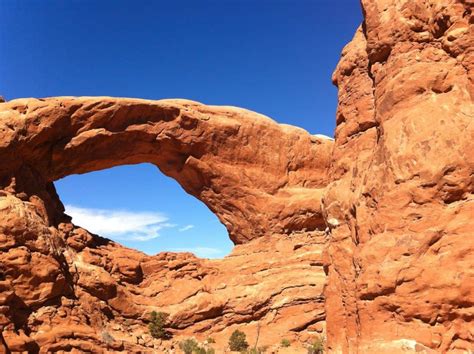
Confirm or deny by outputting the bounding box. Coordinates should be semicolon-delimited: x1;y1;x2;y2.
1;97;333;244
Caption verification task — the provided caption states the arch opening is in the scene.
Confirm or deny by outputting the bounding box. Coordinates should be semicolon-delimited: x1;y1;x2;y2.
54;163;233;259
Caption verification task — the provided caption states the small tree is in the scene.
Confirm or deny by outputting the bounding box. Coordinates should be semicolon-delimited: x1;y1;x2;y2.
179;339;215;354
245;348;267;354
281;338;291;347
229;330;249;352
307;335;325;354
179;338;199;354
148;311;169;339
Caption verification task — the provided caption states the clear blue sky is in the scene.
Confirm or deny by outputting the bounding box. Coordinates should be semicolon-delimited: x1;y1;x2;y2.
0;0;362;258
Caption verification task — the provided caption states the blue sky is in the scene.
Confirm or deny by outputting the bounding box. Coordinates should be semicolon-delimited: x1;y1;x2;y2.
0;0;362;258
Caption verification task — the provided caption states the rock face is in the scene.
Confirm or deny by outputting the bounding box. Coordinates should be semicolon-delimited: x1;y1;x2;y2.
323;0;474;353
0;97;331;352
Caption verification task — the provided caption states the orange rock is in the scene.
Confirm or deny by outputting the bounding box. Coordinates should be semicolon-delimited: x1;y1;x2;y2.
323;0;474;352
0;98;330;351
0;97;332;245
1;1;473;352
3;329;38;352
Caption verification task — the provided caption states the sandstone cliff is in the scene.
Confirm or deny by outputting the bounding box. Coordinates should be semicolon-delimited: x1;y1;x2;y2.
323;0;473;352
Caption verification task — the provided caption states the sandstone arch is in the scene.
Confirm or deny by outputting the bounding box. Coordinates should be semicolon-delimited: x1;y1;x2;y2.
0;97;333;244
0;97;331;352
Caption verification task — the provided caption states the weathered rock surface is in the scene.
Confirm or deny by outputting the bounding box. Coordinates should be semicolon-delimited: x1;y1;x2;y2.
0;97;332;245
0;97;330;352
323;0;474;352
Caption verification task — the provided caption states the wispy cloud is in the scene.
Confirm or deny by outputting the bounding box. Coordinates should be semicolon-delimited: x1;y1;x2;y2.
178;224;194;232
170;247;224;258
65;205;174;241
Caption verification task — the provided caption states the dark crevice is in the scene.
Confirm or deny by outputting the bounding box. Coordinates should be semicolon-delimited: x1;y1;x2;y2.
290;313;325;332
0;332;11;354
433;14;451;39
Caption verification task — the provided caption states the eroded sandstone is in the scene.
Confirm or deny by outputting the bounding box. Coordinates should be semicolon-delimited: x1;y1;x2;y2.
323;0;474;352
0;97;331;352
0;97;332;245
1;0;473;352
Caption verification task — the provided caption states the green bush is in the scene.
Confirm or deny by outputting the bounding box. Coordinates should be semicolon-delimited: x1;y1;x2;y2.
194;347;215;354
206;337;216;344
244;347;267;354
179;338;215;354
228;330;249;351
179;339;199;354
280;338;291;347
307;335;325;354
148;311;170;339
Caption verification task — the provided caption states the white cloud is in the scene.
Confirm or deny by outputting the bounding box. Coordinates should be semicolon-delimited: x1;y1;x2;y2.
65;205;174;241
178;224;194;232
170;247;224;258
312;133;334;140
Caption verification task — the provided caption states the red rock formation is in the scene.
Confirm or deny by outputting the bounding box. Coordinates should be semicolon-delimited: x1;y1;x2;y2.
323;0;474;352
0;97;332;245
0;97;331;352
1;1;473;352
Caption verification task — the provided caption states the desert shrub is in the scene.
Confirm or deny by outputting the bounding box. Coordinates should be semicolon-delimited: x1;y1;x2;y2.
307;335;325;354
228;330;249;351
101;331;114;344
244;347;267;354
179;338;215;354
148;311;170;339
194;347;215;354
280;338;291;347
179;338;199;354
206;337;216;344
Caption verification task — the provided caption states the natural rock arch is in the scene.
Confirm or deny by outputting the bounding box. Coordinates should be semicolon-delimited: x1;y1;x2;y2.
0;97;333;245
0;97;331;352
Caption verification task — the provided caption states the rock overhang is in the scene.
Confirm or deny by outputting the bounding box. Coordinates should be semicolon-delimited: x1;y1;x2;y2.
0;96;334;244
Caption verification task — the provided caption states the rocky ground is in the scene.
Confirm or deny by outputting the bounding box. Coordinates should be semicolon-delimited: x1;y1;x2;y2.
1;193;326;352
